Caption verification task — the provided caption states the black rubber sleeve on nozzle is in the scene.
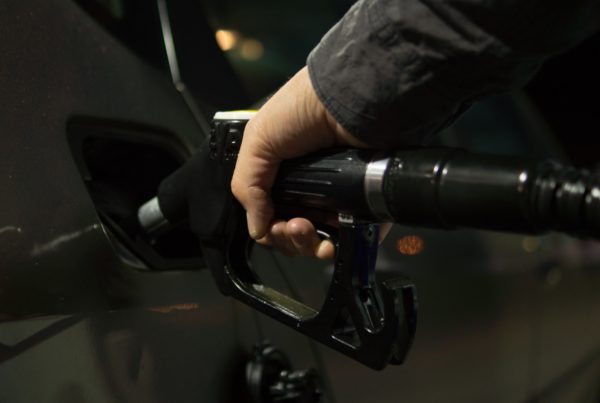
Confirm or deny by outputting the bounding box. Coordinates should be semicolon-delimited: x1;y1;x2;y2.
156;144;230;237
155;119;242;237
156;154;197;224
272;148;373;218
381;148;600;238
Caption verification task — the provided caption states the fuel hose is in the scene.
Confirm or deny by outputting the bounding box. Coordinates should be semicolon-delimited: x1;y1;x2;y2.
271;147;600;239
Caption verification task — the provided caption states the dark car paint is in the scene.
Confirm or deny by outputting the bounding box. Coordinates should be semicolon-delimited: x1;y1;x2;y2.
1;1;599;402
0;0;211;317
0;2;323;402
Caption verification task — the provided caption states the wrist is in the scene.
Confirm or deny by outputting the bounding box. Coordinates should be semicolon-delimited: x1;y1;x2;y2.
303;66;369;149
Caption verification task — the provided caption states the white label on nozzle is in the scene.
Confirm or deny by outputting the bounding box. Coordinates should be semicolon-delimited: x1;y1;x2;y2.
213;110;257;121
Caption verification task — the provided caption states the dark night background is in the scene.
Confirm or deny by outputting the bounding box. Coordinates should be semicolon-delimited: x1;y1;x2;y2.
525;33;600;168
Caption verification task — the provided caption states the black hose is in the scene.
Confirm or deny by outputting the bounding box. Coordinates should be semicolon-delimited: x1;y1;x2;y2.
381;148;600;238
272;147;600;239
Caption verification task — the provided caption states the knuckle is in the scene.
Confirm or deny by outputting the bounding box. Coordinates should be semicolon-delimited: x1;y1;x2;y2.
244;117;263;138
230;177;243;199
246;185;268;199
244;118;258;135
231;181;268;204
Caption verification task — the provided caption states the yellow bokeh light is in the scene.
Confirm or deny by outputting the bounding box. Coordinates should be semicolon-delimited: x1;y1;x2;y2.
521;236;541;253
240;38;264;61
215;29;239;51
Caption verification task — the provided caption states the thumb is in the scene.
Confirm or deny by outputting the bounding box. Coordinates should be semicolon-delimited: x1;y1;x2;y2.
231;120;280;240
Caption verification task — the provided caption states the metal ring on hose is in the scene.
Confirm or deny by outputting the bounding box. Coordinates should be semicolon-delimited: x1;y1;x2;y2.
364;154;393;221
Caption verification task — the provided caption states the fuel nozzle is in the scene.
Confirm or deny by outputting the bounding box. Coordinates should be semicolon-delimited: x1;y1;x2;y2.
135;111;600;371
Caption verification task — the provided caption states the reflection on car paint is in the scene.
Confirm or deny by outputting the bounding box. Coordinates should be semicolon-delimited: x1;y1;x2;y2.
30;224;100;257
0;226;22;235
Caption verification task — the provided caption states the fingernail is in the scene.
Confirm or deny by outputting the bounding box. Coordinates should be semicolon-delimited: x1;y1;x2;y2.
316;240;332;259
247;212;260;239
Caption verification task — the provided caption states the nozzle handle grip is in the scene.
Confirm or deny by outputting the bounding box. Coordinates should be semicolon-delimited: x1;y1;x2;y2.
272;148;372;218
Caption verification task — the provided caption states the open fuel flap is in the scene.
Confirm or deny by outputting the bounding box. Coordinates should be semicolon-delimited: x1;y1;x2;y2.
68;117;206;271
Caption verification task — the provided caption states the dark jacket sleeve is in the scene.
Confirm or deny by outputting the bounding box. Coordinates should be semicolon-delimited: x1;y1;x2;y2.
307;0;600;147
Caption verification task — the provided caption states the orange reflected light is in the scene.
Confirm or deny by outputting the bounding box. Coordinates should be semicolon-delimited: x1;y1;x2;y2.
215;29;239;51
396;235;424;255
148;303;199;314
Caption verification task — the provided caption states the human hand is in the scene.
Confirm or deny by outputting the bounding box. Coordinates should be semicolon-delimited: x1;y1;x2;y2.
231;66;373;259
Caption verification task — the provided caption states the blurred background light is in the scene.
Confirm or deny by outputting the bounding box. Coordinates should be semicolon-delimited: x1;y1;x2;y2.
215;29;239;51
521;236;541;253
240;38;264;60
396;235;425;256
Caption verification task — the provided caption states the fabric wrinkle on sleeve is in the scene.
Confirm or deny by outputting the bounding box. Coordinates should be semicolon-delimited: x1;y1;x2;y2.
307;0;600;147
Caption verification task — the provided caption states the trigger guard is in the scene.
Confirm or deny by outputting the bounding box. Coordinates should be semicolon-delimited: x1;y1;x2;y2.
206;202;416;370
